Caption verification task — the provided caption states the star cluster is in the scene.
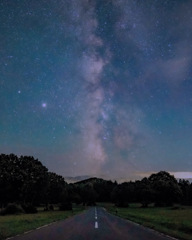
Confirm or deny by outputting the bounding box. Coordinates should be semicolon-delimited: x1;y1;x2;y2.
1;0;192;180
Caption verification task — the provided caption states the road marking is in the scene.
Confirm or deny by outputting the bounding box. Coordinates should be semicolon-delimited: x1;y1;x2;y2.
95;221;98;229
94;207;98;229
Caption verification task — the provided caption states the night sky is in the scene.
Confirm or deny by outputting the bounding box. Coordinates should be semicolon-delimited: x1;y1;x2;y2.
1;0;192;181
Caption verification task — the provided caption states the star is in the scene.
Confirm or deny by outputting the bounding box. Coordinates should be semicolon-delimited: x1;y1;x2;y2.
1;0;192;180
41;103;47;108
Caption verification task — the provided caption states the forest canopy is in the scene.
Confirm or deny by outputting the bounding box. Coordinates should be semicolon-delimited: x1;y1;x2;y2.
0;153;192;214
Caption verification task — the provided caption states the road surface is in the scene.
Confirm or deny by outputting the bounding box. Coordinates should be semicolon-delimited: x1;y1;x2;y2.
8;207;177;240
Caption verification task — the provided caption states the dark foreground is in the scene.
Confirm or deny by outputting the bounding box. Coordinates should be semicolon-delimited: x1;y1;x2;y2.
8;207;177;240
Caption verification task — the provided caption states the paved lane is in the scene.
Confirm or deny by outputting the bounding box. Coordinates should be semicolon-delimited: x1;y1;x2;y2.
8;207;177;240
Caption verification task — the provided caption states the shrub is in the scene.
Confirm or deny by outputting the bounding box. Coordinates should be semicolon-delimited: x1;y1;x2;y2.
87;201;96;206
49;205;54;211
59;202;72;211
22;204;37;214
115;202;129;208
0;203;24;215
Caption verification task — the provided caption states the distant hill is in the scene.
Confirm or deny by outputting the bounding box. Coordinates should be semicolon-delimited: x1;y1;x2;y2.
65;175;92;183
65;175;139;184
74;177;108;185
65;175;192;184
72;177;117;203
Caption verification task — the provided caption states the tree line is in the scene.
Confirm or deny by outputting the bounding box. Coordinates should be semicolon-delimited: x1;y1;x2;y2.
0;154;192;214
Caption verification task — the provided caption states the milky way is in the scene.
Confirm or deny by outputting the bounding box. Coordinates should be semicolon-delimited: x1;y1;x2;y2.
1;0;192;180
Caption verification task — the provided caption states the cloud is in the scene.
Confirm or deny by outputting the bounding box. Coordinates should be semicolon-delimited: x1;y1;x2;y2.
135;46;192;94
160;56;190;86
170;172;192;180
113;0;192;88
159;41;191;86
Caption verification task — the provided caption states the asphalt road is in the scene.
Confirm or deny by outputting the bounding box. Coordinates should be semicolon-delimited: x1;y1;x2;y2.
8;207;177;240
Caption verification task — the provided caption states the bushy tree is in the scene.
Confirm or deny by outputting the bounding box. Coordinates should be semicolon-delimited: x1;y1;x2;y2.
135;178;153;207
74;178;117;205
178;179;190;205
94;180;117;202
0;154;48;208
86;184;98;205
19;155;48;205
46;172;67;205
0;154;22;205
111;182;135;207
67;184;82;205
148;171;182;206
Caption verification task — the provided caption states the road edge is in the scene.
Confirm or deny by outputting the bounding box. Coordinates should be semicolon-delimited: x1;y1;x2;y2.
104;208;180;240
5;209;88;240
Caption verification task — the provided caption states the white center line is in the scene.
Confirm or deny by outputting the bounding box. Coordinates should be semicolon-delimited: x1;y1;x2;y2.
94;207;98;228
95;221;98;229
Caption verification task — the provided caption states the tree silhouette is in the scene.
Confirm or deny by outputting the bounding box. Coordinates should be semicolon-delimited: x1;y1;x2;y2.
0;154;48;208
148;171;182;206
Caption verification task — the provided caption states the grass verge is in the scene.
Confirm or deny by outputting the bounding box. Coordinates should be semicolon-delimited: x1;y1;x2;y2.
100;203;192;240
0;205;85;240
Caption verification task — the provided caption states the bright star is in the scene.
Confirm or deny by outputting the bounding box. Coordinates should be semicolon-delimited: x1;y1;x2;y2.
42;103;47;108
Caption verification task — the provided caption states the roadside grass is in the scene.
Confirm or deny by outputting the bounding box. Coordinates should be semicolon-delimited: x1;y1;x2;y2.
100;203;192;240
0;205;85;240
